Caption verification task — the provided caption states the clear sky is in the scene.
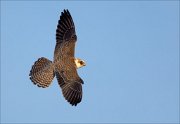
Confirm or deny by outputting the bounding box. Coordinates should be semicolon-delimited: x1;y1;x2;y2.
1;1;179;123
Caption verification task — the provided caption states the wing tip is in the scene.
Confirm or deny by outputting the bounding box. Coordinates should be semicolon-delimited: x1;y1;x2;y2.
56;9;75;42
63;9;69;13
62;83;82;106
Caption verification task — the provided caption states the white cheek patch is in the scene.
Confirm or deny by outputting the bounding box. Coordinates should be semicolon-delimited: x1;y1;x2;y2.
77;63;82;68
74;59;81;68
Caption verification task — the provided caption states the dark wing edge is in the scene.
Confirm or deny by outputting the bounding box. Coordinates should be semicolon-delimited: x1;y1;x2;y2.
56;72;83;106
56;9;76;42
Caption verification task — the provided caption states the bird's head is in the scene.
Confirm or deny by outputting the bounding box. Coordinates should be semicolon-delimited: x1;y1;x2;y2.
74;58;86;69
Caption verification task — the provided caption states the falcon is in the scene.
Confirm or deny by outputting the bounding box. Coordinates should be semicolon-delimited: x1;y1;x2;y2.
29;9;86;106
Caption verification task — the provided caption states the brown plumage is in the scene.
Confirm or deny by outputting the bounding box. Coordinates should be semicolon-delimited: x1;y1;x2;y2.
29;9;85;106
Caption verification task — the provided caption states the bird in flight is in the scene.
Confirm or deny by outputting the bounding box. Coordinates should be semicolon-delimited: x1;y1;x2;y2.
29;9;86;106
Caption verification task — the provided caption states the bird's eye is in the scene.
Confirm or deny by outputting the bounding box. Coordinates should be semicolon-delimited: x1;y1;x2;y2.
80;61;83;65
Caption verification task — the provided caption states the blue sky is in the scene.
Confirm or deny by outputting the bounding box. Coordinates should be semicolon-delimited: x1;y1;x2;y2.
1;1;179;123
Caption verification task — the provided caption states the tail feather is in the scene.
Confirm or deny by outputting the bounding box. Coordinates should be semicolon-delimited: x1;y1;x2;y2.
29;57;55;88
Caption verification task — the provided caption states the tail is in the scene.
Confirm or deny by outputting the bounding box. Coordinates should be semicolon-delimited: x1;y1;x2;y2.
29;57;55;88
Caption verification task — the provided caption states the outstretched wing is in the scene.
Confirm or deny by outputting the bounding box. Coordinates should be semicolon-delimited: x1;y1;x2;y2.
54;9;83;106
56;67;83;106
54;9;76;61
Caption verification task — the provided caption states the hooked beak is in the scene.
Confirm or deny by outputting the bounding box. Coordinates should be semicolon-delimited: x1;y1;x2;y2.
83;61;86;66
